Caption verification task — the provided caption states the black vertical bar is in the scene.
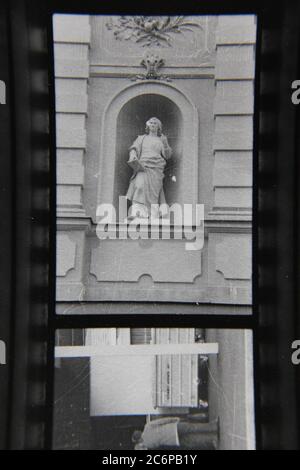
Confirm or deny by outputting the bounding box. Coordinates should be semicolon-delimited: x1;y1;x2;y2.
296;3;300;451
258;0;300;449
7;0;34;448
275;0;299;450
7;0;50;449
252;9;261;451
0;0;13;451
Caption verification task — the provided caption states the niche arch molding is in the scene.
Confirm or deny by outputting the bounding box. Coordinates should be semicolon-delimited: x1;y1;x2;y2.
96;81;199;212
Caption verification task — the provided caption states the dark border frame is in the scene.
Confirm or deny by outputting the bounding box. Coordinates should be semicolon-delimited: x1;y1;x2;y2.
0;0;299;450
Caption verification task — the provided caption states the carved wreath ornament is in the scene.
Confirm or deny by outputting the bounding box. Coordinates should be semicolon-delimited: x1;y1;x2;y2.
106;16;202;47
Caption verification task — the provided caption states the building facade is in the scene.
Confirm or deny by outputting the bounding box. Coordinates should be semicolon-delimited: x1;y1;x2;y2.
54;14;256;315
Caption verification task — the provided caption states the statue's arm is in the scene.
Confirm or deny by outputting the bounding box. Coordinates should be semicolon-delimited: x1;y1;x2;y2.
161;134;172;160
128;135;143;161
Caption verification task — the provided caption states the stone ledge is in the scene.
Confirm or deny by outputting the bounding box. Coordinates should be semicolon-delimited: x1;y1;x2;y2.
77;284;252;305
56;215;92;230
55;301;252;316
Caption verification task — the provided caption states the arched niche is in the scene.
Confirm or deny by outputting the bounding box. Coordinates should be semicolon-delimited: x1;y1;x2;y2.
97;81;199;214
114;94;182;212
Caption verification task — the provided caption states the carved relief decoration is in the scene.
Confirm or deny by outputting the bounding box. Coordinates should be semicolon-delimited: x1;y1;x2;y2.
106;16;202;48
130;53;172;82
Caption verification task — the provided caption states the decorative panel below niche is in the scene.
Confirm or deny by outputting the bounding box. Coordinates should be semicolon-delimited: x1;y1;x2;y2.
90;238;202;283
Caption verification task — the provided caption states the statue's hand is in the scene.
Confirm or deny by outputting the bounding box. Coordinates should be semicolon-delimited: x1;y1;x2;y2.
161;134;168;146
128;149;138;162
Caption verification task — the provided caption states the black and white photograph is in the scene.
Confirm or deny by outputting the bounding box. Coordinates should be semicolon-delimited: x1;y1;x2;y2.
53;327;255;450
2;0;300;454
54;14;256;314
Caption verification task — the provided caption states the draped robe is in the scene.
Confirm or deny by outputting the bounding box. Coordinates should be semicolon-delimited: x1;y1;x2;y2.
126;134;172;216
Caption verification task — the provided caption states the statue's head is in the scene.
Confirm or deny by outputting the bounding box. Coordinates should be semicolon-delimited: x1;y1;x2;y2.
145;117;162;136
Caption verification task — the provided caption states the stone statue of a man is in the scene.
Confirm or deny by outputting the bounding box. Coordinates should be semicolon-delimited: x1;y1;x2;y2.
126;117;172;218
